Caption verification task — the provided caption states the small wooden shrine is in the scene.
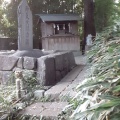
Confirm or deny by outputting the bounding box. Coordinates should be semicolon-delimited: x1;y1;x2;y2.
37;14;82;51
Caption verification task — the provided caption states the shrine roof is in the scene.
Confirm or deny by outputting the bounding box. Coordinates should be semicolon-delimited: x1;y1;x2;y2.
36;14;83;22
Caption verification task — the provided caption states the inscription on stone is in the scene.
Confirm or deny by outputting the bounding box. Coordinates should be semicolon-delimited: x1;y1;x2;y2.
18;0;33;50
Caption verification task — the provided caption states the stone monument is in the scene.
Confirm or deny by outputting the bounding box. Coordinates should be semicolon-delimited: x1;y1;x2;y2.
12;0;43;58
18;0;33;50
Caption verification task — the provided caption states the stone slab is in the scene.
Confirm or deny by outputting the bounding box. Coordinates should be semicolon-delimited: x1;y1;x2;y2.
20;104;45;116
17;57;23;68
68;52;76;70
60;65;84;83
23;57;37;70
18;0;33;50
44;82;71;100
56;71;62;82
37;56;56;86
74;55;87;65
59;89;77;101
61;70;67;78
62;52;70;72
34;90;45;99
19;102;68;119
54;54;64;71
0;71;14;85
59;66;88;100
0;56;18;71
44;65;84;100
49;102;68;109
40;108;61;118
11;50;44;58
19;102;51;115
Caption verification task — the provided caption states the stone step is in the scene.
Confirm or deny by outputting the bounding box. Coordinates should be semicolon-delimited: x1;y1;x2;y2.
19;102;68;120
59;66;89;101
33;65;85;101
18;65;85;119
18;56;87;119
44;65;85;101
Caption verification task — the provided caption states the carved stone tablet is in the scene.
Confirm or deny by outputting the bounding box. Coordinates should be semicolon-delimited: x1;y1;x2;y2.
18;0;33;50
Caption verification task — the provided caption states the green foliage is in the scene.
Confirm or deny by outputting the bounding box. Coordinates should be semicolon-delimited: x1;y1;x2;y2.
0;0;120;38
0;0;79;38
23;70;38;91
63;22;120;120
0;71;38;118
0;85;16;116
94;0;120;32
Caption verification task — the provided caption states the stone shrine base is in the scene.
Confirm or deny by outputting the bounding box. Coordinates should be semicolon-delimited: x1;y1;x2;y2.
11;49;44;58
0;50;76;86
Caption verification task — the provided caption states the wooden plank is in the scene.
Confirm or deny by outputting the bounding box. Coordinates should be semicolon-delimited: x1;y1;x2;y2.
42;36;80;51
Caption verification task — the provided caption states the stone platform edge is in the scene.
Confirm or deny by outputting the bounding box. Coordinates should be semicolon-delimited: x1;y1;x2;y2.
0;51;76;86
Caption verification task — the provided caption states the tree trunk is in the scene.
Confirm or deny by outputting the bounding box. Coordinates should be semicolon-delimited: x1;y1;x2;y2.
82;0;96;54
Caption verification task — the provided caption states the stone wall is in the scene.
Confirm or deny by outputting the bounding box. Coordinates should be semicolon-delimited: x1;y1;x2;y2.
0;52;76;86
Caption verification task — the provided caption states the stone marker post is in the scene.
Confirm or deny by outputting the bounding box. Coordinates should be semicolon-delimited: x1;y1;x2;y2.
15;70;25;99
12;0;43;57
18;0;33;50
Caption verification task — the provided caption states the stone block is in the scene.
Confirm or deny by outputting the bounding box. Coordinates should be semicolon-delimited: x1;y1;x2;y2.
11;50;44;58
40;108;61;118
23;57;37;70
19;102;52;116
61;70;66;78
34;90;45;99
62;52;69;72
0;71;14;85
56;71;62;82
49;102;68;109
19;103;45;116
44;82;70;100
0;55;18;71
54;54;64;71
15;103;25;110
37;56;56;86
17;0;33;50
68;52;76;70
17;57;23;68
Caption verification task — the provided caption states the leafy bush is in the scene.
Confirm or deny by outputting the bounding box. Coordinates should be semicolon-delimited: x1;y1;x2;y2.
64;24;120;120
